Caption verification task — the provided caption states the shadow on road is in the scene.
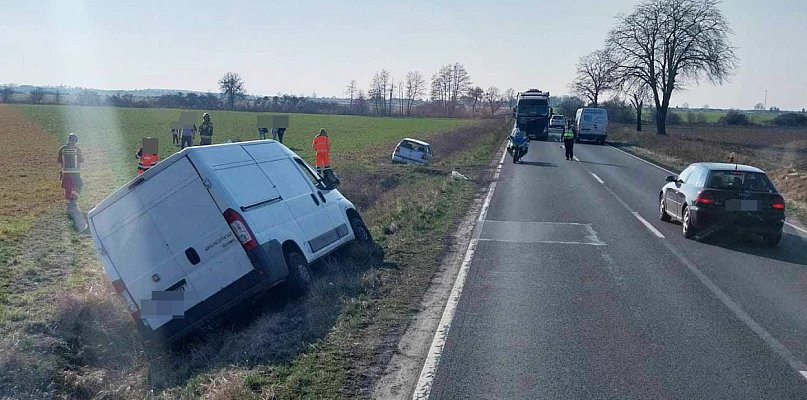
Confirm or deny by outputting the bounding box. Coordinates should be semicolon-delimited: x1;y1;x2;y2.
520;161;557;167
698;230;807;266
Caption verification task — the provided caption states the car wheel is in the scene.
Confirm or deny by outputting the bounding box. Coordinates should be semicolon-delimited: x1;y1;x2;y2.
349;214;372;244
284;250;311;297
763;231;782;247
682;206;697;239
659;195;672;222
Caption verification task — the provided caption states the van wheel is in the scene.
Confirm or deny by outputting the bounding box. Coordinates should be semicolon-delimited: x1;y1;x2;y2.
284;251;311;296
349;214;372;243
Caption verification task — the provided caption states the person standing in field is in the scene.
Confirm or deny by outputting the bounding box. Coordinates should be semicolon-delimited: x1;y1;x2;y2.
276;127;286;143
180;124;196;149
199;113;214;145
171;127;179;146
57;133;84;207
258;127;269;140
312;128;331;172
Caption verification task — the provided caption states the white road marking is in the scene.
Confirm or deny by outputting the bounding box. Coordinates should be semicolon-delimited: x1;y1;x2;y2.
631;211;665;238
663;242;807;378
608;144;676;175
573;156;580;161
412;143;506;399
590;172;604;184
786;221;807;236
477;238;606;246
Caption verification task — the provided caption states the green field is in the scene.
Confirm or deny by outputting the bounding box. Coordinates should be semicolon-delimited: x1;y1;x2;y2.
667;109;780;124
0;104;504;398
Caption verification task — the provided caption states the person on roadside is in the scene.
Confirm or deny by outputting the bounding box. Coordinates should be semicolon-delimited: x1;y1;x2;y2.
57;133;84;207
276;127;286;143
180;123;196;149
199;113;213;145
171;127;179;146
312;128;331;172
258;127;269;140
562;127;575;160
271;128;279;141
135;145;160;175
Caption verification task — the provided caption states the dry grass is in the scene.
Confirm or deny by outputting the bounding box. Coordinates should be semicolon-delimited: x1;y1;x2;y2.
609;123;807;222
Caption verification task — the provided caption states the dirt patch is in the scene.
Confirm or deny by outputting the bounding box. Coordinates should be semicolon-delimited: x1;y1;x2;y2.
0;105;62;220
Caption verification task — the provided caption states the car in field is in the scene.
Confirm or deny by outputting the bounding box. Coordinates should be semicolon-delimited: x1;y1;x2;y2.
392;138;433;165
88;140;373;343
574;107;608;144
658;162;785;245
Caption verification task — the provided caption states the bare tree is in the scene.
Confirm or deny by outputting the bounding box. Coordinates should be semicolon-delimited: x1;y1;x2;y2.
55;85;64;104
404;71;425;115
465;86;484;115
30;87;46;104
607;0;737;135
398;82;405;115
345;80;358;113
218;72;246;110
625;81;651;131
570;49;617;107
0;84;16;103
431;63;472;115
369;70;389;115
388;76;395;115
503;88;517;109
355;90;368;115
484;86;501;116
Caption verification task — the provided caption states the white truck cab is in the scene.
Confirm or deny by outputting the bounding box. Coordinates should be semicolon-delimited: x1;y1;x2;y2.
88;140;371;342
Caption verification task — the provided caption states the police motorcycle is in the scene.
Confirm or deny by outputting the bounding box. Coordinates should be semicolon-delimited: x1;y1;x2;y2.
507;123;529;164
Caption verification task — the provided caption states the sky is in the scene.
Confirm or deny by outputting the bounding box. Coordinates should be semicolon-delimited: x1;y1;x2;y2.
2;0;806;110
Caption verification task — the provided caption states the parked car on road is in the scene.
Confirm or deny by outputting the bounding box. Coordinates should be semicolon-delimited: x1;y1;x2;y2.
392;138;433;165
88;140;372;343
549;115;566;129
659;162;785;245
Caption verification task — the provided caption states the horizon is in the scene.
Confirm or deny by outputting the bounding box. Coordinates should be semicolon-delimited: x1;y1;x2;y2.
2;1;806;110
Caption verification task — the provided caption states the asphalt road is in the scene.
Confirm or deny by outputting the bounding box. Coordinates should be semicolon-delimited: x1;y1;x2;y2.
426;136;807;399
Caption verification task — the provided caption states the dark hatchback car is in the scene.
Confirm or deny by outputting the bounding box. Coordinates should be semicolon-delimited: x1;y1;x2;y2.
659;163;786;245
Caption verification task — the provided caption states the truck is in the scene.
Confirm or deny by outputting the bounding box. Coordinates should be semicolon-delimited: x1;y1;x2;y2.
513;89;551;141
87;140;372;343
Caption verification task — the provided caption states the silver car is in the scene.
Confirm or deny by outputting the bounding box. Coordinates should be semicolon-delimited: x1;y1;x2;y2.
392;138;433;165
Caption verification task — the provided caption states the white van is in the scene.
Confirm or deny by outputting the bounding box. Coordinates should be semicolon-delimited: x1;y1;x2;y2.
574;107;609;144
88;140;371;342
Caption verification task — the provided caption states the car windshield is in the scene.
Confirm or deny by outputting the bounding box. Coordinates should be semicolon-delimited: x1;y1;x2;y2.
705;170;775;191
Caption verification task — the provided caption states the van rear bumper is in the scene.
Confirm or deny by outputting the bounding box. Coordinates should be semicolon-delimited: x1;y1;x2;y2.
144;240;288;344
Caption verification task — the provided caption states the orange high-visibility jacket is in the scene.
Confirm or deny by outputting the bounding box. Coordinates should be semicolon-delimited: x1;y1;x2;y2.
312;135;331;167
137;150;160;175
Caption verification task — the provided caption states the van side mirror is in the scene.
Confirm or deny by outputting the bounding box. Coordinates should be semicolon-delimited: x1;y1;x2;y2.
319;169;341;190
665;175;677;182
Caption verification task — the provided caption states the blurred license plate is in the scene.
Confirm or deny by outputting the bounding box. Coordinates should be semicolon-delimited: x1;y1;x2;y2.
726;199;758;211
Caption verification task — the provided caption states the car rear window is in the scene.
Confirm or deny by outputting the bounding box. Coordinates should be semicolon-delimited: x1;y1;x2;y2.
705;170;775;192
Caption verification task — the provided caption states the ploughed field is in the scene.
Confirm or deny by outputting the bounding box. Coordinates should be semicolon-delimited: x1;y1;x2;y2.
0;104;505;399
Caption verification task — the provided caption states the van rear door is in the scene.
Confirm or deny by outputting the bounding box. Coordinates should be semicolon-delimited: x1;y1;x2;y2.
90;156;253;330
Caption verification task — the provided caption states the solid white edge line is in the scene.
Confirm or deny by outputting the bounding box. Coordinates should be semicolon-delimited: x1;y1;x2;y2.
590;172;604;184
631;211;665;238
412;143;506;399
608;144;807;238
607;143;676;175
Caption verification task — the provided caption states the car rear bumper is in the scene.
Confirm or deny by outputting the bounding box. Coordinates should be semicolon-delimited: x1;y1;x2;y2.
690;207;784;234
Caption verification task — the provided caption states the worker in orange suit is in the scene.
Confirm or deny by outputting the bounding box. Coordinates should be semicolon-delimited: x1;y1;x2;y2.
312;128;331;172
135;140;160;175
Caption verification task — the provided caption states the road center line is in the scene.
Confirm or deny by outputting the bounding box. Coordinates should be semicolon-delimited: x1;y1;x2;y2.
632;211;665;238
412;142;507;399
590;172;604;184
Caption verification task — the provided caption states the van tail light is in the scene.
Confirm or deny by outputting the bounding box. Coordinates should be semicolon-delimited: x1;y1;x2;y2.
112;279;142;322
696;191;715;205
223;208;258;250
772;195;785;210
